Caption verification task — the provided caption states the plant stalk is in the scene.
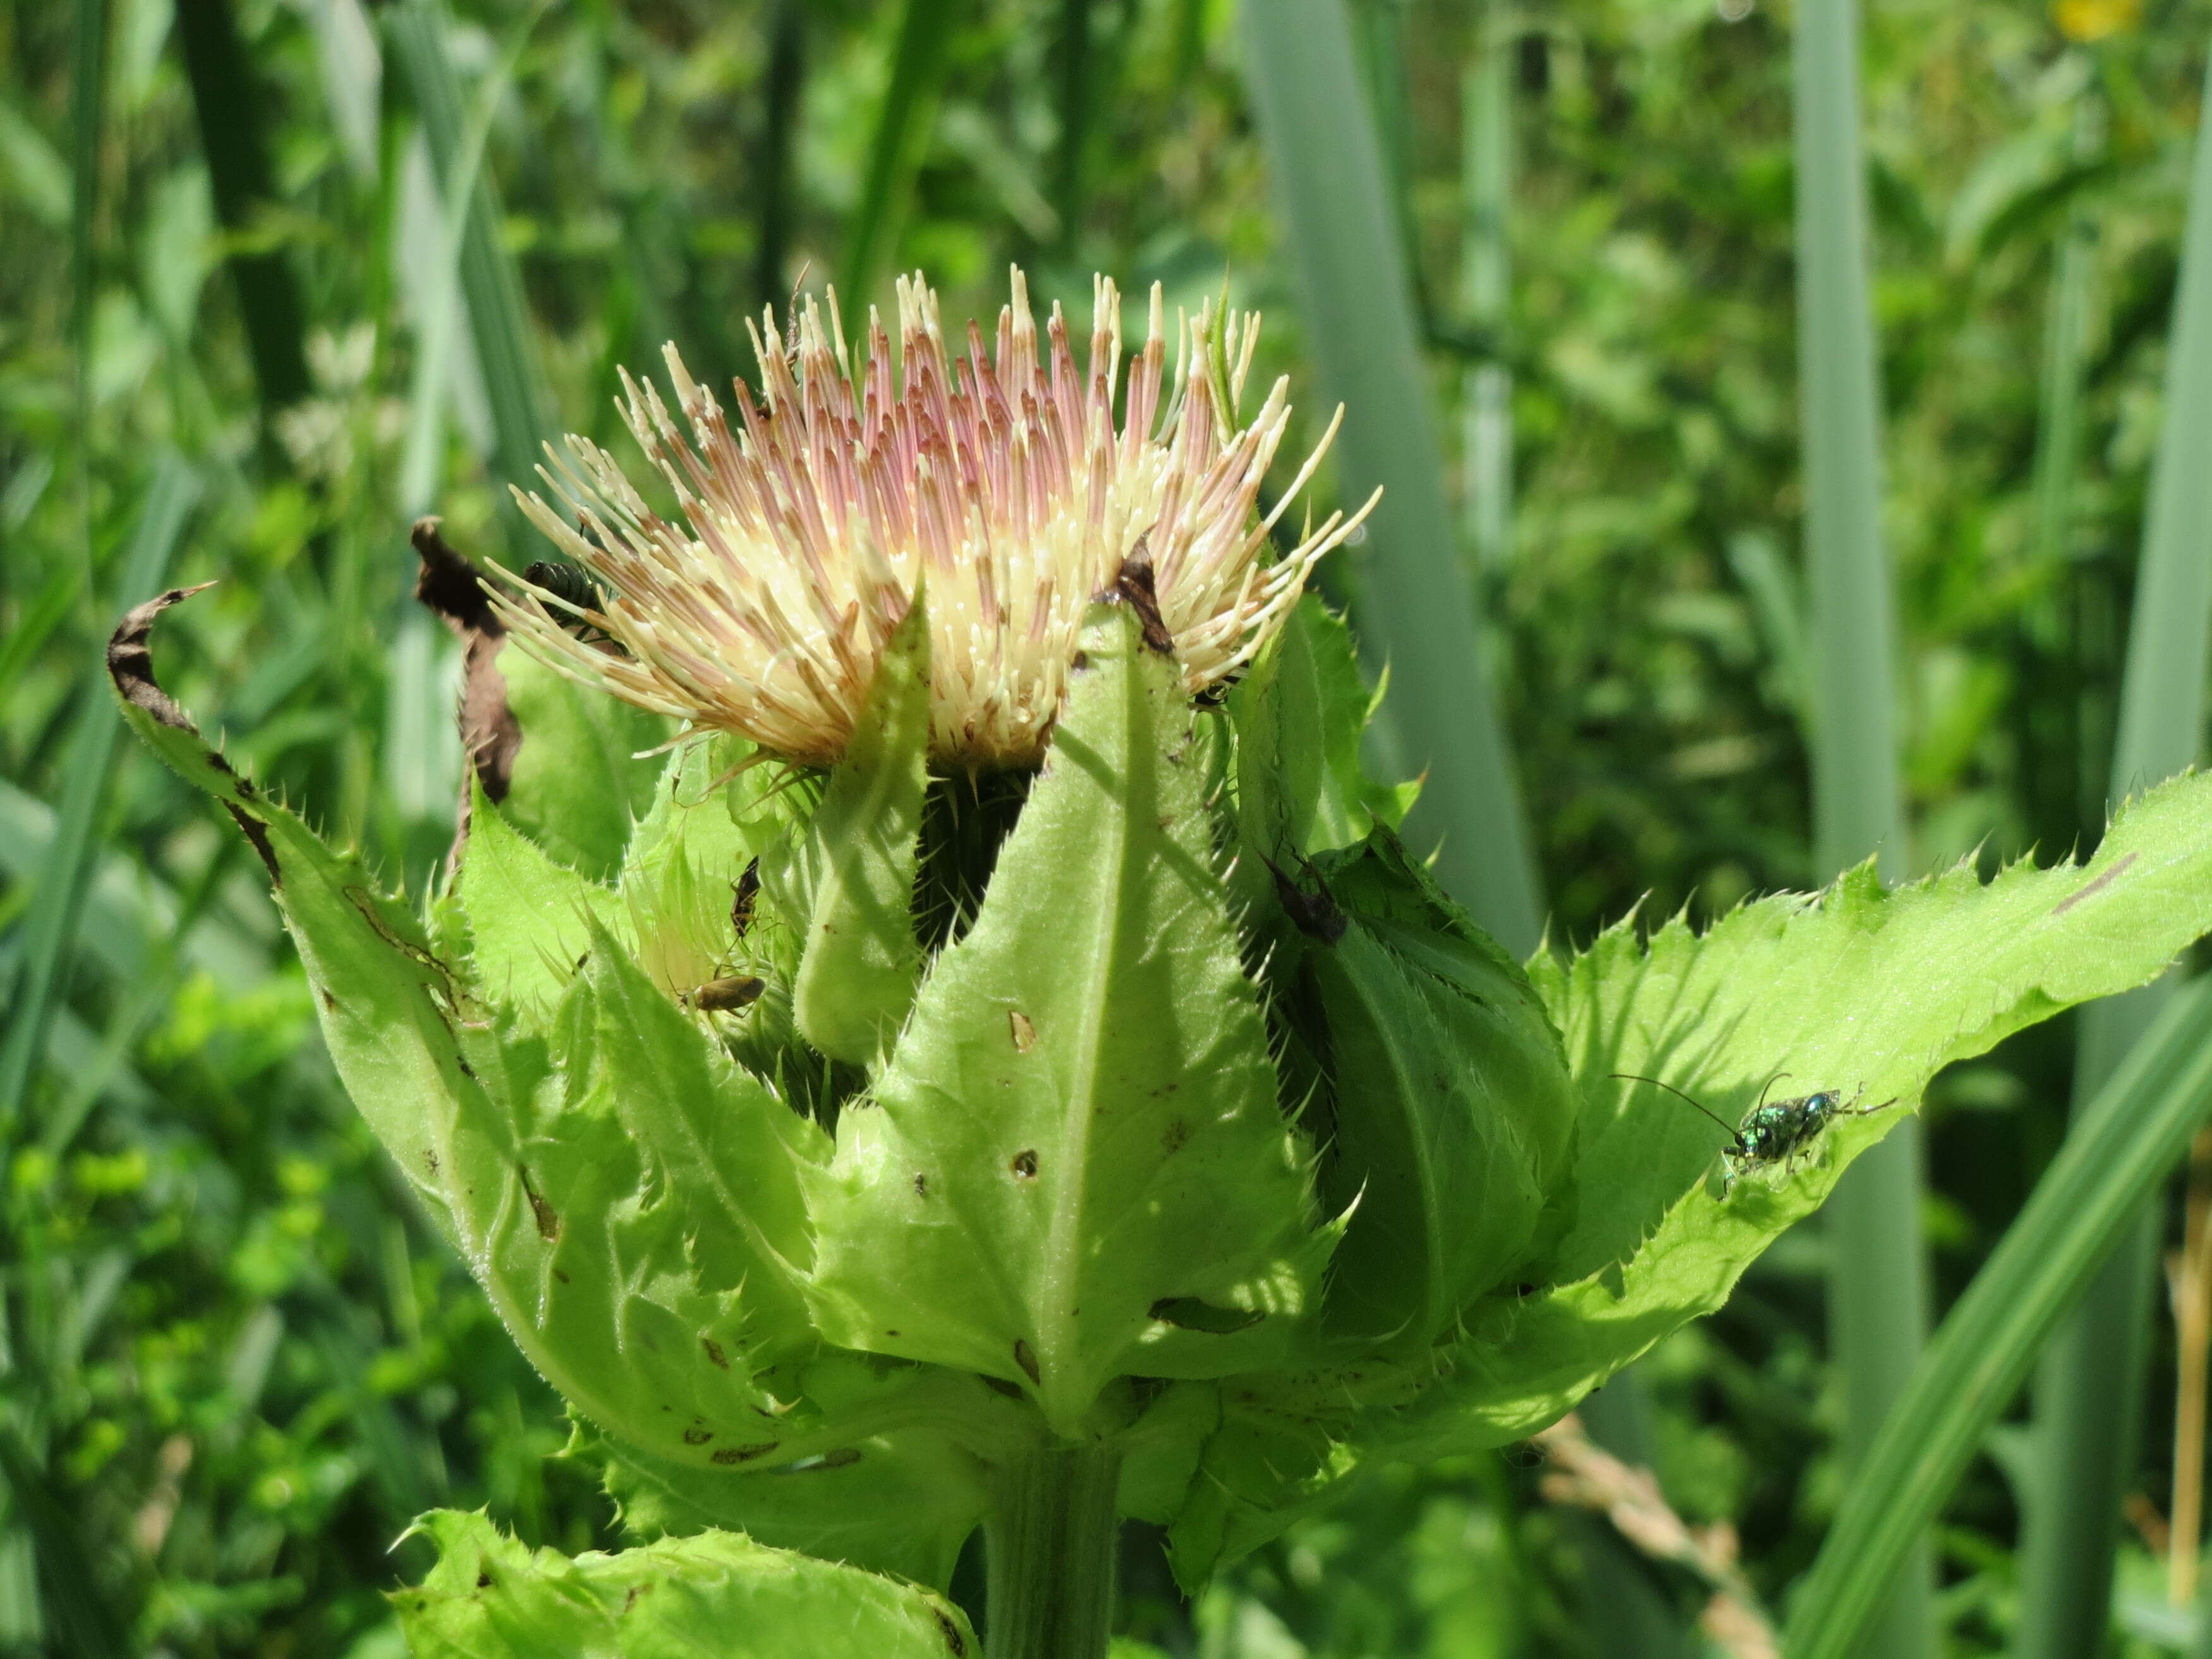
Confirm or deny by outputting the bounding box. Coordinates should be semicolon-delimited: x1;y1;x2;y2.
983;1446;1121;1659
2168;1125;2212;1605
2019;30;2212;1659
1793;3;1929;1651
1460;0;1513;573
1237;0;1542;953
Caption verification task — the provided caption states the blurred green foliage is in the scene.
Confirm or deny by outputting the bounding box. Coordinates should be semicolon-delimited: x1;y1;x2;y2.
6;0;2212;1653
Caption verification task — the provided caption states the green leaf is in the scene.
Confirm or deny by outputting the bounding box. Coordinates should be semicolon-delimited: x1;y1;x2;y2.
108;592;861;1472
392;1510;978;1659
805;605;1325;1432
1301;830;1575;1352
579;1414;988;1593
1229;596;1376;870
448;920;826;1467
499;648;667;881
1782;976;2212;1659
1417;768;2212;1448
784;600;930;1065
110;590;468;1236
617;734;791;1010
457;778;619;1016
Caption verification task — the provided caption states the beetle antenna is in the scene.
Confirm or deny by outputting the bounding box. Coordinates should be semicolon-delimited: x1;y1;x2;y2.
1757;1071;1792;1111
1610;1073;1747;1152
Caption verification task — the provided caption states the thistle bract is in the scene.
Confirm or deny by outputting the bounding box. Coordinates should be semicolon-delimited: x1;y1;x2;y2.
112;274;2212;1638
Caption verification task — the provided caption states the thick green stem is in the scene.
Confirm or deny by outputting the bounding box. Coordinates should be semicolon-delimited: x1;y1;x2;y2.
983;1446;1121;1659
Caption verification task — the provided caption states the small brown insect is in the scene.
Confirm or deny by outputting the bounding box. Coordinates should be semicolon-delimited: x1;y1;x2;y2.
1261;854;1347;944
1113;539;1176;656
730;858;762;937
693;976;766;1013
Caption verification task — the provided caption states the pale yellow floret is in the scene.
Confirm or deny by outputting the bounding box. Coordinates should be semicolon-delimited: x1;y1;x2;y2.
489;267;1377;770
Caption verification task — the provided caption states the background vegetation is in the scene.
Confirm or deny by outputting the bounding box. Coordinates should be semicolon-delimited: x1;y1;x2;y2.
4;0;2211;1653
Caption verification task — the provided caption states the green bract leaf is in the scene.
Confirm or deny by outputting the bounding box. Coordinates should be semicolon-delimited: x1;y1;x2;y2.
111;591;845;1473
459;777;620;1015
1420;767;2212;1446
579;1411;989;1593
782;599;930;1065
109;589;468;1239
392;1510;977;1659
499;648;669;881
1302;830;1575;1352
1230;596;1376;866
805;604;1326;1432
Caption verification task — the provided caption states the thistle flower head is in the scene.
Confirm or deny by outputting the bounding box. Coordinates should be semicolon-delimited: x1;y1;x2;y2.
492;268;1375;769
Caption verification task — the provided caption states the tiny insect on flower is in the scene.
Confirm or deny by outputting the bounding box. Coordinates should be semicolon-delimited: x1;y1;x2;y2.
486;267;1377;770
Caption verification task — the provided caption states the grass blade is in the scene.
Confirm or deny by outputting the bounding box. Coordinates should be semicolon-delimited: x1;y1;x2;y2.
1792;5;1929;1651
2018;35;2212;1659
174;0;314;420
0;456;198;1136
384;0;552;511
0;1425;131;1657
1049;0;1095;253
1237;0;1541;956
67;0;106;370
1782;976;2212;1659
841;0;960;317
1459;2;1512;573
754;0;806;317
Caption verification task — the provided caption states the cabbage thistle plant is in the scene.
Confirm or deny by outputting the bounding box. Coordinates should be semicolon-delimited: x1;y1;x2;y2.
113;270;2212;1659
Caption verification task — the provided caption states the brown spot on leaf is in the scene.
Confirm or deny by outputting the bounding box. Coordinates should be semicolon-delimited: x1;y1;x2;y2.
703;1338;730;1370
518;1166;560;1241
1011;1149;1038;1179
682;1426;714;1445
913;1173;928;1198
318;987;337;1012
2053;851;2139;916
1013;1339;1040;1384
710;1442;779;1465
1162;1119;1190;1153
107;589;296;887
1009;1011;1036;1052
933;1608;969;1656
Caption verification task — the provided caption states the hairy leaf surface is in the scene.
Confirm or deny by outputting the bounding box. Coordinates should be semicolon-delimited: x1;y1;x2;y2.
498;648;667;880
1304;830;1576;1351
1416;769;2212;1445
805;605;1324;1431
783;600;930;1064
393;1509;977;1658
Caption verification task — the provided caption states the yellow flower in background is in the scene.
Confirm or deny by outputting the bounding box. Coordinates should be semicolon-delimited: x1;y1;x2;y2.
2052;0;2139;42
493;268;1373;771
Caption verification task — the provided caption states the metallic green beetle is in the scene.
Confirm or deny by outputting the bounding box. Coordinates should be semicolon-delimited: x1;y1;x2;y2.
1612;1073;1897;1194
